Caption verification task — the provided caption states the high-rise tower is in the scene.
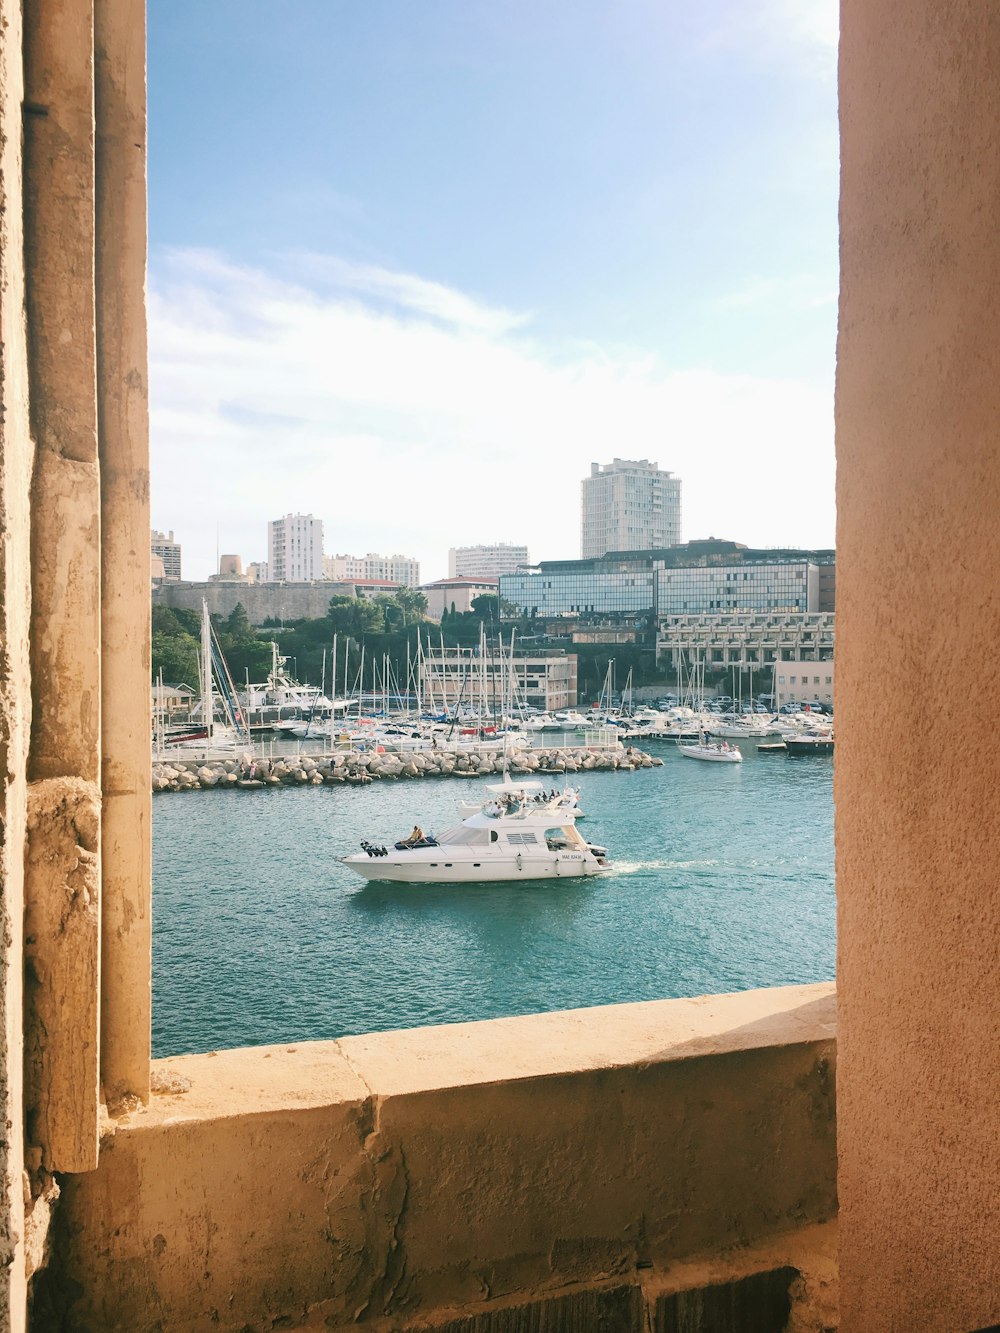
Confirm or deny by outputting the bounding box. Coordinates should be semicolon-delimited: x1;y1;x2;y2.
580;459;681;557
267;513;324;582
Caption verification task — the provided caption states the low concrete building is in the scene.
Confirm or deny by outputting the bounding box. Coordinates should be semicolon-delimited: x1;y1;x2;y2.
657;612;835;674
775;658;835;709
350;576;402;599
421;646;577;712
420;576;498;622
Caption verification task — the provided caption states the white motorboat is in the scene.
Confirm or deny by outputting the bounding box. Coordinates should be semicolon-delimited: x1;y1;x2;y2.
342;781;610;884
677;735;744;764
551;710;589;728
709;718;781;740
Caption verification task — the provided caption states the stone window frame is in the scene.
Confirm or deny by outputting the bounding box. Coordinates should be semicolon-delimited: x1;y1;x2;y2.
8;0;152;1180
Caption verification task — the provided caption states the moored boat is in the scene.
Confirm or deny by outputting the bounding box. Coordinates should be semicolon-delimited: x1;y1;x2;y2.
785;732;834;756
677;734;744;764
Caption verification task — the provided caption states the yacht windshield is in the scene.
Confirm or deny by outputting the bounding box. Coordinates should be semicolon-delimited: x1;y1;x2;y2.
436;825;491;846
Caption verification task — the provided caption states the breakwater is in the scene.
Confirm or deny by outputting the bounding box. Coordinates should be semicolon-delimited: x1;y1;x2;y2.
152;745;664;792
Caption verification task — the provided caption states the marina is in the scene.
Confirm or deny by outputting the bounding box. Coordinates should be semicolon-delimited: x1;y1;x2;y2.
152;741;834;1058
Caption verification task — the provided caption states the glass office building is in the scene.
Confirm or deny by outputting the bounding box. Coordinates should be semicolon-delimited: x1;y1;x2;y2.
656;561;818;615
500;567;658;619
501;547;826;621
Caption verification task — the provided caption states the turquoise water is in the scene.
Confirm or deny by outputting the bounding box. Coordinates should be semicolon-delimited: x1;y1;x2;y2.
152;746;834;1056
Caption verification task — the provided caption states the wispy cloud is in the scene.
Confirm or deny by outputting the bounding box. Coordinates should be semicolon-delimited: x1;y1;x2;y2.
713;273;838;312
150;248;834;581
282;253;531;336
700;0;838;78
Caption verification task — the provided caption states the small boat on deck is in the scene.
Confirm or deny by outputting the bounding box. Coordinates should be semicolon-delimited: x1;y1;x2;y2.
456;779;585;820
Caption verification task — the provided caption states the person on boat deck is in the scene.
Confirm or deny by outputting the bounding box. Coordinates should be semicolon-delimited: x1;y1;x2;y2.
409;825;424;844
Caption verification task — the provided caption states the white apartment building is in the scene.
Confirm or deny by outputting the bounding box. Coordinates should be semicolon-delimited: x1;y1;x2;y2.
267;513;324;582
448;543;529;580
580;459;682;558
150;529;182;580
322;552;420;588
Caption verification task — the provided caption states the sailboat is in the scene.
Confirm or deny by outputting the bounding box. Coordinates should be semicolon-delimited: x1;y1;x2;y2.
156;602;251;755
677;729;743;764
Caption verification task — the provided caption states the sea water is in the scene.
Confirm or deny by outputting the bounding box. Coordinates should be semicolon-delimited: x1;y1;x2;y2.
152;746;834;1056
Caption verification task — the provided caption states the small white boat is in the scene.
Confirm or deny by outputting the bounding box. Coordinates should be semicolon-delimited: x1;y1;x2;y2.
677;735;744;764
341;781;610;884
456;780;585;820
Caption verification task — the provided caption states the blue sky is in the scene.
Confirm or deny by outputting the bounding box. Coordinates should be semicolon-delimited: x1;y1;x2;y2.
148;0;838;582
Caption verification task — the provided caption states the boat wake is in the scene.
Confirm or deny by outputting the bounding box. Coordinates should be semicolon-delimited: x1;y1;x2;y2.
608;858;720;877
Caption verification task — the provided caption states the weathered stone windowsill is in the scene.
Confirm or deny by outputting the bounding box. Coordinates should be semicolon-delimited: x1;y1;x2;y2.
50;982;837;1331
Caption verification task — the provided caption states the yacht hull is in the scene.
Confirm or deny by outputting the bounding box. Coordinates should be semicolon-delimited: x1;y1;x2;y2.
677;745;743;763
343;852;607;884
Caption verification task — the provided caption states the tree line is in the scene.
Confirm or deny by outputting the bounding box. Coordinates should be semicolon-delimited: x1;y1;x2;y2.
151;590;691;703
152;592;512;691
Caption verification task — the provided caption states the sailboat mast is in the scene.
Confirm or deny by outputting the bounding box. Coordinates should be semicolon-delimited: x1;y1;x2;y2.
201;599;214;743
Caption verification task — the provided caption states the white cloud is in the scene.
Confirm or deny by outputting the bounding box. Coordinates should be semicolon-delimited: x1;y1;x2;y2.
150;248;834;583
700;0;838;78
714;273;838;312
283;253;531;336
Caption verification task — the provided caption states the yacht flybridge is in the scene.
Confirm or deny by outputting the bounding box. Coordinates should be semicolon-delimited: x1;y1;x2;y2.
341;780;610;884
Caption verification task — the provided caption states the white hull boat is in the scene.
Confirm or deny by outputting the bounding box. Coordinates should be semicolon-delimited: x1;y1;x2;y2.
677;738;743;763
342;781;609;884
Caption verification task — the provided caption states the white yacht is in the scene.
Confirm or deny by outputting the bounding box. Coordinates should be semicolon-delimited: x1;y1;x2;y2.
709;718;782;740
341;781;610;884
677;735;744;764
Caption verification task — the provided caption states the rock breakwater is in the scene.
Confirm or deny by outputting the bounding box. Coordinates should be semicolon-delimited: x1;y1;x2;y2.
152;746;663;793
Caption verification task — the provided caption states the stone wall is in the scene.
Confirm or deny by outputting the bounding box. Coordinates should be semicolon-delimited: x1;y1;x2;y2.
154;579;357;625
0;2;35;1321
46;985;837;1332
0;1;151;1327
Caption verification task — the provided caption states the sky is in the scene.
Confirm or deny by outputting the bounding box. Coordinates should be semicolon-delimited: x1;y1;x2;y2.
147;0;839;584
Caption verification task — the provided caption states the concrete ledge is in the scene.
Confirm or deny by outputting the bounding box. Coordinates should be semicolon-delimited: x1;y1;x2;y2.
46;984;836;1331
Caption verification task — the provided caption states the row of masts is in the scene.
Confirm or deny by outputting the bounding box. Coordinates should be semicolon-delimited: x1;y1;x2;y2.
154;607;546;751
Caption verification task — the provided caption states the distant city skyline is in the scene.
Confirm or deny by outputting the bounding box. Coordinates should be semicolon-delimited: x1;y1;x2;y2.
148;1;838;582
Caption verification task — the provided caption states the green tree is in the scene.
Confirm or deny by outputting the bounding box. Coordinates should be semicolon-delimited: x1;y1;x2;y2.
225;602;252;639
394;587;428;625
151;630;199;685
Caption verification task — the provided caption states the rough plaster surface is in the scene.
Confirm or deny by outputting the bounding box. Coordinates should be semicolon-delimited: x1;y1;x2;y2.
50;986;837;1331
837;3;1000;1328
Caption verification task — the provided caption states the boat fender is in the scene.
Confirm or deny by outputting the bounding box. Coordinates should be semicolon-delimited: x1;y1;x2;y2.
516;853;522;872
